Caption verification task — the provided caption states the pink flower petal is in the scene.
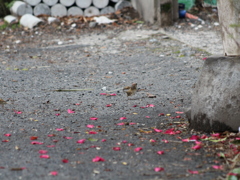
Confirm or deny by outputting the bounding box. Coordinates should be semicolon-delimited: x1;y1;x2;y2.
62;159;69;163
92;156;105;162
132;105;138;107
88;131;97;134
89;117;98;120
158;113;165;116
39;150;48;154
119;117;127;120
67;109;75;113
117;123;125;126
157;151;164;155
195;141;202;145
154;129;163;133
154;167;164;172
47;134;55;137
50;171;58;176
146;104;155;107
30;136;38;140
40;154;50;159
162;139;169;143
76;139;86;144
128;143;134;146
4;134;11;137
56;128;64;131
191;145;202;150
134;147;142;152
55;113;61;116
86;124;95;128
211;133;221;138
31;141;43;145
145;116;150;118
14;111;22;114
175;116;181;118
64;137;73;139
182;138;190;142
129;122;136;125
150;139;156;142
212;165;223;170
2;140;9;142
200;135;208;139
175;130;182;134
122;140;128;143
175;111;184;114
101;139;106;142
106;104;112;107
189;135;200;141
100;93;107;95
188;170;199;174
47;145;55;148
112;147;121;151
164;128;176;135
110;93;116;96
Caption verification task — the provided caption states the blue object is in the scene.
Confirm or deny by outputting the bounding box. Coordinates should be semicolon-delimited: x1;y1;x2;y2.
179;9;186;18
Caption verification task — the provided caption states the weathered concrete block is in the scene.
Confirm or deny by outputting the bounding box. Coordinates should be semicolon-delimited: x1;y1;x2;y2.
10;1;32;16
4;15;18;24
189;56;240;132
20;14;43;29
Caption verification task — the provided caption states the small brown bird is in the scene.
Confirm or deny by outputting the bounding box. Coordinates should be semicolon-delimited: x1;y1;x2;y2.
0;98;7;108
123;83;137;97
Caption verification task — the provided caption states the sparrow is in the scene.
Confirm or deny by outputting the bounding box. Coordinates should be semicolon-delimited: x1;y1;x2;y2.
123;83;137;97
0;98;6;108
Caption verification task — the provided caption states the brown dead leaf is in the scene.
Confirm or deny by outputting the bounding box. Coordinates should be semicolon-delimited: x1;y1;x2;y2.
147;93;156;98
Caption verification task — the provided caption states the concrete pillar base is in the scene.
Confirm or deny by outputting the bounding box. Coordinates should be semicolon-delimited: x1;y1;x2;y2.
188;56;240;132
131;0;178;25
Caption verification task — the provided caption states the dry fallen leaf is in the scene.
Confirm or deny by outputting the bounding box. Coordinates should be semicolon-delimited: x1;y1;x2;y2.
147;93;156;98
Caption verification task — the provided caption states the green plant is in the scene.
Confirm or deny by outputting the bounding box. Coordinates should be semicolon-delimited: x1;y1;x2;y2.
10;23;20;29
0;21;8;30
0;21;20;30
4;0;16;9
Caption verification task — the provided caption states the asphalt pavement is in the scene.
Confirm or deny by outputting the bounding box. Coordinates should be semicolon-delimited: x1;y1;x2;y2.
0;25;226;180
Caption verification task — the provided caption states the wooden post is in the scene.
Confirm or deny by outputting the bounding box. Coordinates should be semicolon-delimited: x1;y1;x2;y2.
217;0;240;56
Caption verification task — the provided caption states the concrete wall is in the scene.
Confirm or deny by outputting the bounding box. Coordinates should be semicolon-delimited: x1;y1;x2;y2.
131;0;178;25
